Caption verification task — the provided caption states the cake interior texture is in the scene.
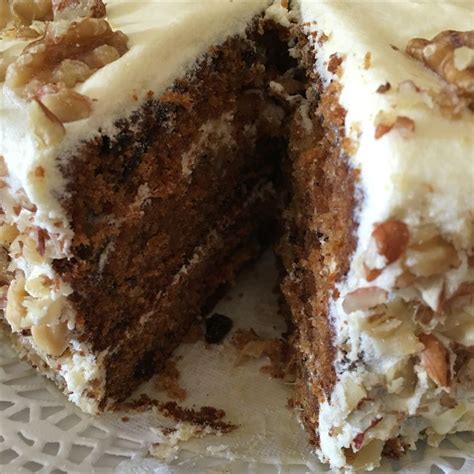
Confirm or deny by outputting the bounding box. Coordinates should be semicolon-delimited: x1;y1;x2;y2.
1;1;473;471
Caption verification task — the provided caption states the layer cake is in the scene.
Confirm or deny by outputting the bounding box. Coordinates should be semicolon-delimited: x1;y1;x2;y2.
1;0;473;470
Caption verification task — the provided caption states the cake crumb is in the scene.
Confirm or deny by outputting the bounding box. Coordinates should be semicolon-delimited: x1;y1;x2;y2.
376;82;391;93
158;401;237;433
375;115;415;139
327;53;342;74
231;329;295;379
160;91;193;110
205;313;233;344
364;52;371;69
155;359;187;401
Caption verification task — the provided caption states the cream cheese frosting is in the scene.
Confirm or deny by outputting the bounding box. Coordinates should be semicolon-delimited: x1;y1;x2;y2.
1;0;473;467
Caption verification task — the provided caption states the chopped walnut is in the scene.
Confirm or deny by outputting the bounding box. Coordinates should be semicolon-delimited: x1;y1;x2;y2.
12;26;42;39
5;273;27;331
372;220;409;265
406;235;460;277
0;51;16;82
418;333;450;389
406;30;474;105
375;115;415;139
342;287;388;314
10;0;53;25
42;88;92;123
8;18;128;88
80;44;120;69
31;322;68;356
407;30;474;86
0;223;19;247
0;0;12;29
51;59;93;87
52;0;106;20
4;11;128;141
28;98;65;147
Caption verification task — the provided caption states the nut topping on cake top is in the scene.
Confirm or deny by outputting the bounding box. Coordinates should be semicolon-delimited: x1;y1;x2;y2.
407;30;474;115
1;0;128;145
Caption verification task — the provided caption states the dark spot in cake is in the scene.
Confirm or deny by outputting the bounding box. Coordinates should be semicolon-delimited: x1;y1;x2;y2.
134;349;156;379
242;47;257;67
205;313;233;344
121;416;129;422
376;82;391;93
390;44;400;51
100;135;111;153
76;244;93;260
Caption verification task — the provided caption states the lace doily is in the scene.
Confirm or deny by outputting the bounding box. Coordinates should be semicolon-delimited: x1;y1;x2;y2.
1;253;473;473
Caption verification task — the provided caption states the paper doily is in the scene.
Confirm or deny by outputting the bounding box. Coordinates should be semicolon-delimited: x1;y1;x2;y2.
1;252;473;473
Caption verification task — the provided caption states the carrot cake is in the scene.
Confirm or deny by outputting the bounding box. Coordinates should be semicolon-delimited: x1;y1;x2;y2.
0;0;473;471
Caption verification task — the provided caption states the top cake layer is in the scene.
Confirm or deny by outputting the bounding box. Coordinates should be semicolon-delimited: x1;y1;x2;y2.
0;0;270;242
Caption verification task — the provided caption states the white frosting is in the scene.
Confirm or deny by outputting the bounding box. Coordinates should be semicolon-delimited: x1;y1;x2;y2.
1;0;473;463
